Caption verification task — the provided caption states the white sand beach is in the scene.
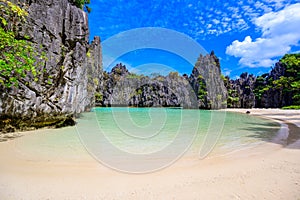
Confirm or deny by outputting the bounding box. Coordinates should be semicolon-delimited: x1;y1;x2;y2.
0;109;299;199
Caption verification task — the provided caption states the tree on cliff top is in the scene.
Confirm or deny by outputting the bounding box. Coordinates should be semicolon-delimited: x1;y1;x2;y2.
70;0;91;13
252;53;300;107
278;53;300;105
0;0;38;88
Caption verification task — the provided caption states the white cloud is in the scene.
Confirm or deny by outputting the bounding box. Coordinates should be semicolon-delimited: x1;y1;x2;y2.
208;29;217;34
236;19;249;30
188;0;297;40
255;3;300;37
263;0;285;9
212;19;220;24
254;1;273;12
228;6;239;12
215;10;222;15
238;1;244;5
222;68;232;76
226;3;300;67
223;17;232;21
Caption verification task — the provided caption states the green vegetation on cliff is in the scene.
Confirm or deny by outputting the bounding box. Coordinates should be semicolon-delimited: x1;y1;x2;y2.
0;0;37;87
253;53;300;107
197;75;208;105
71;0;91;13
225;53;300;108
279;53;300;105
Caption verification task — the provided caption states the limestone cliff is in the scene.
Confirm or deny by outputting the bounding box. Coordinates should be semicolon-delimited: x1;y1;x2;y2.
225;58;298;109
189;51;227;109
0;0;102;132
99;52;228;110
98;64;198;108
224;73;256;108
257;62;293;108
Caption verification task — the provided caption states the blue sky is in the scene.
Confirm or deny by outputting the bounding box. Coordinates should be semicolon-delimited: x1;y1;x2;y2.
88;0;300;78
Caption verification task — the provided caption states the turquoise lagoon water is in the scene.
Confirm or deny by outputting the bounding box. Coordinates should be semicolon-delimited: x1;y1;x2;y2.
15;108;280;163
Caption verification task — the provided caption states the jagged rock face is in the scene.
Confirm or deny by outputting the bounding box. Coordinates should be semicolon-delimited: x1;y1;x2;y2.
99;64;198;108
258;62;292;108
189;52;227;109
99;64;129;106
236;73;256;108
85;37;103;109
100;52;229;110
226;61;294;109
225;73;256;108
260;89;283;108
127;74;198;108
0;0;102;132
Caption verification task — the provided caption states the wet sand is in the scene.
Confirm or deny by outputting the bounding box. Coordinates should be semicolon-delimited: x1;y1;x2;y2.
0;109;299;199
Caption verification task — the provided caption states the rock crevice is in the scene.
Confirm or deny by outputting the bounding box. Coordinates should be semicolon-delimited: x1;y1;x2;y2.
98;52;227;110
0;0;102;132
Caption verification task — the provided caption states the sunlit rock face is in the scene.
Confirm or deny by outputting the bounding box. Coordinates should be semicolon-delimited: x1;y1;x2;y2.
98;51;228;110
98;64;198;109
225;61;294;109
189;51;227;109
258;62;292;108
224;73;256;109
0;0;102;132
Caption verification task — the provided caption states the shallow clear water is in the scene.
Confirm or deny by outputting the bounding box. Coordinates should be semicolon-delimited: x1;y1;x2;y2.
15;108;280;163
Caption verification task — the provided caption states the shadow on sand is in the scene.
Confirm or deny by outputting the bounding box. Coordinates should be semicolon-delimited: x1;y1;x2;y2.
241;121;300;149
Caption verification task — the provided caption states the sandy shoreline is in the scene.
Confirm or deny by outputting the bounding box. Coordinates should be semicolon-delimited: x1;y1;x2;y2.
224;108;300;148
0;108;299;199
224;108;300;127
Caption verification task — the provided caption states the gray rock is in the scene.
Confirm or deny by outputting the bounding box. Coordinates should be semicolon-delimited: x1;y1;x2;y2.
189;51;227;109
225;60;294;108
0;0;102;132
224;73;256;108
258;62;292;108
99;55;228;109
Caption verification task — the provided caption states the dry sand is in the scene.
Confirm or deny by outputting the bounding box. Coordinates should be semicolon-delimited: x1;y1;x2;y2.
0;109;299;199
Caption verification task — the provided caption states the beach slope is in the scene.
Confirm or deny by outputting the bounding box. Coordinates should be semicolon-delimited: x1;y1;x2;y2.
0;109;299;199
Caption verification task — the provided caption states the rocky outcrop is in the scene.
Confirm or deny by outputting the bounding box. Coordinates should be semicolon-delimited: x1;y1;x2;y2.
0;0;102;132
85;36;103;109
224;73;256;108
97;63;129;107
226;59;297;108
127;73;198;108
256;62;292;108
99;51;228;110
189;51;227;109
98;64;198;108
